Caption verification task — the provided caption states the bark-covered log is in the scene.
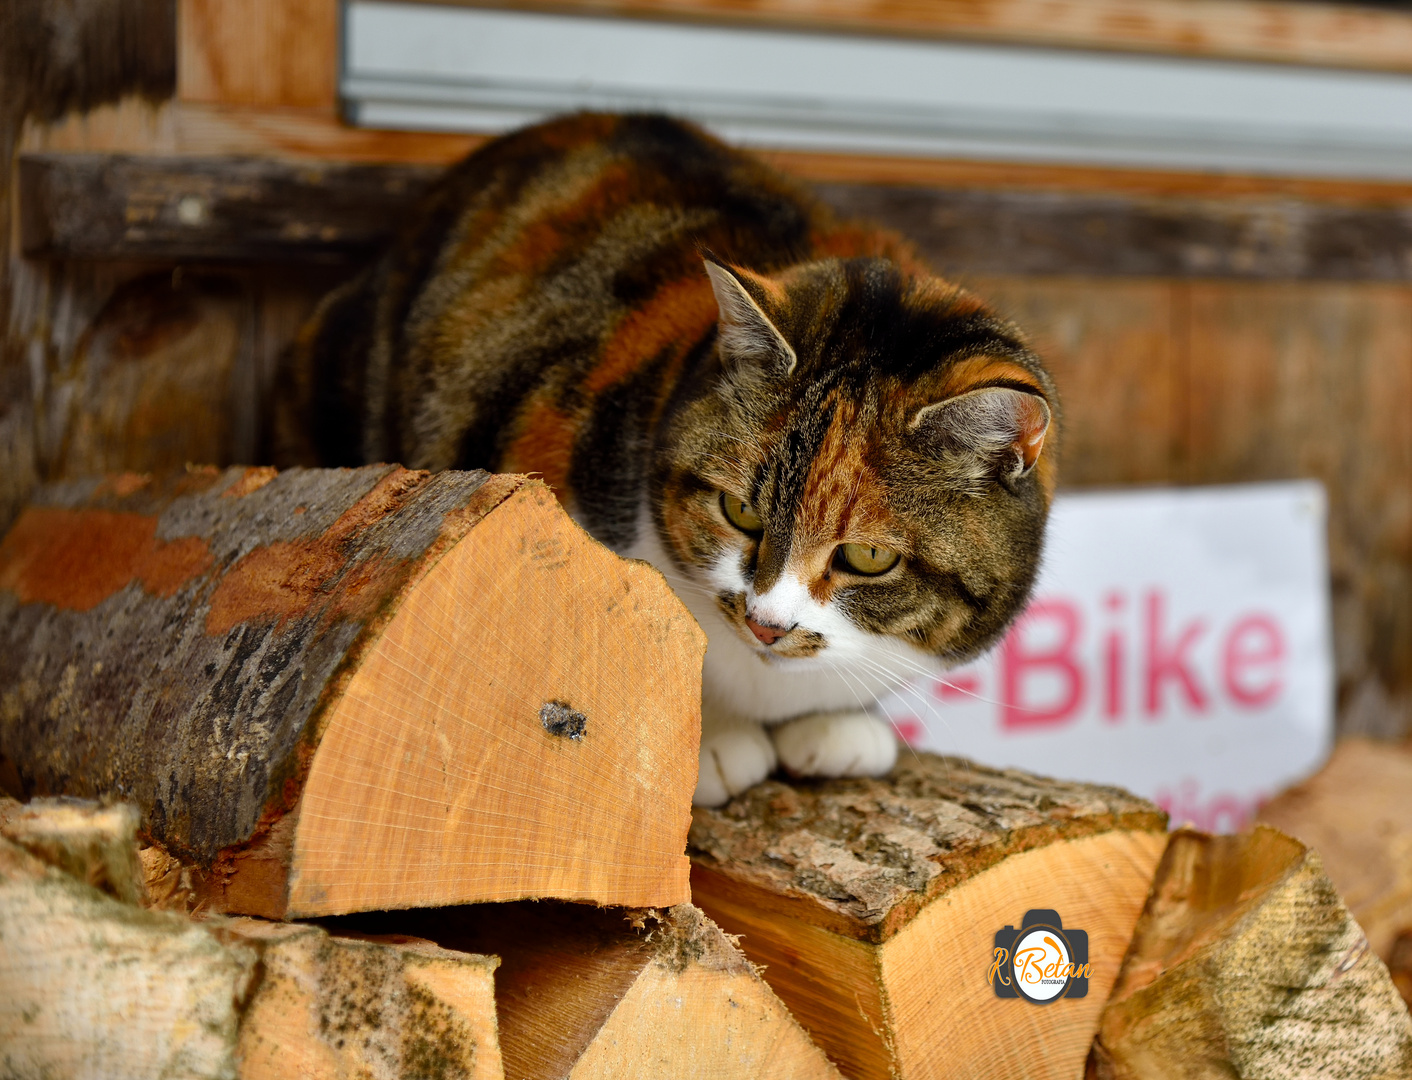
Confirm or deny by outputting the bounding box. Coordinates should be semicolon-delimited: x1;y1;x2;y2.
1258;737;1412;965
0;817;503;1080
0;465;704;917
687;755;1170;1080
1090;825;1412;1080
344;901;844;1080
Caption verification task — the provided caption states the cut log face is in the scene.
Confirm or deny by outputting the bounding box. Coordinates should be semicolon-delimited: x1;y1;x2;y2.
0;466;704;917
687;755;1170;1080
1258;737;1412;964
344;901;845;1080
1092;825;1412;1080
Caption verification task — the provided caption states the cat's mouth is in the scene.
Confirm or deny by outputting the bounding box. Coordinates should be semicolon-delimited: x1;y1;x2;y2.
714;592;827;660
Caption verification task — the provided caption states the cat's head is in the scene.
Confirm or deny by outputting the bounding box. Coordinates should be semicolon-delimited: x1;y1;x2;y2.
651;256;1057;679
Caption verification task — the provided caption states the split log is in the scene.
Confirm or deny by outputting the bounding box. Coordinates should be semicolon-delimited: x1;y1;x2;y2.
1258;737;1412;965
346;900;843;1080
687;754;1170;1080
0;825;504;1080
218;919;503;1080
0;794;143;904
1390;929;1412;1009
0;465;704;917
0;831;250;1079
1090;825;1412;1080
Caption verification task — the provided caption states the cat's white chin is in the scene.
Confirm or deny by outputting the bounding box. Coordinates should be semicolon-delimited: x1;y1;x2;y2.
621;509;939;723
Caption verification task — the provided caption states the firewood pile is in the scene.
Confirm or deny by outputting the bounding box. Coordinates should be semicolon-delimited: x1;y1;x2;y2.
1;466;1409;1079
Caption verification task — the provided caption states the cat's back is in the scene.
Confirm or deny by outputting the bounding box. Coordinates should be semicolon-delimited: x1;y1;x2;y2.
275;114;848;474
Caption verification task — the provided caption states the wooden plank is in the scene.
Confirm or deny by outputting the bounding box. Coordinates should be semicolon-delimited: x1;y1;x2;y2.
23;96;1412;204
21;152;1412;282
1184;281;1412;738
961;277;1181;487
178;0;337;110
18;154;439;262
437;0;1412;74
820;182;1412;281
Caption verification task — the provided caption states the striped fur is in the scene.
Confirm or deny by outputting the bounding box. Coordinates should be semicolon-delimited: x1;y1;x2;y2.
275;113;1059;796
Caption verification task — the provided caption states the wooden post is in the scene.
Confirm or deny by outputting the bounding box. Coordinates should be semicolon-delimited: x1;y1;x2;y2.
0;465;704;917
1090;825;1412;1080
346;901;845;1080
687;755;1170;1080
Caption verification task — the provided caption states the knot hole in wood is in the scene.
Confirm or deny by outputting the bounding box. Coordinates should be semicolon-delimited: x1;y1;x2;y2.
540;701;586;740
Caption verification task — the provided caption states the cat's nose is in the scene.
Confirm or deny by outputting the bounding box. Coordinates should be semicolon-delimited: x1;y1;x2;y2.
746;616;790;645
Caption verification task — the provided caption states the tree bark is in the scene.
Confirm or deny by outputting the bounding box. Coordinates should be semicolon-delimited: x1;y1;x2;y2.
0;465;704;916
687;754;1170;1080
1090;825;1412;1080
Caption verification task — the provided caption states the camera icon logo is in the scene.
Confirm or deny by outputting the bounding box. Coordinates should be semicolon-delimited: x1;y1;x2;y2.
990;909;1089;1004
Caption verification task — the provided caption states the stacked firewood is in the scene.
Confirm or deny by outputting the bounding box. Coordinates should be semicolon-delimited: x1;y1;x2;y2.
0;467;1408;1079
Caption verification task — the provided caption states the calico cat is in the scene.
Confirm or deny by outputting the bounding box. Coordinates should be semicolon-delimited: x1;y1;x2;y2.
274;112;1058;807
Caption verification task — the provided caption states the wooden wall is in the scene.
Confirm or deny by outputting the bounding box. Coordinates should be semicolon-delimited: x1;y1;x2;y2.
4;0;1412;739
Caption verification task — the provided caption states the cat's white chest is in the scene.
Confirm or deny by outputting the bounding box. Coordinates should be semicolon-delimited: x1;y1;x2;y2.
615;506;914;724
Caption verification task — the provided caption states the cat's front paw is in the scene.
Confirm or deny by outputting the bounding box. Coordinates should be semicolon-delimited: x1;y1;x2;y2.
772;712;898;779
694;721;778;807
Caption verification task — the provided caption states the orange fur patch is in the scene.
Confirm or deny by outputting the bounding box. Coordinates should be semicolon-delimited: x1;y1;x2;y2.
501;397;578;496
587;275;718;395
791;399;904;603
938;356;1049;398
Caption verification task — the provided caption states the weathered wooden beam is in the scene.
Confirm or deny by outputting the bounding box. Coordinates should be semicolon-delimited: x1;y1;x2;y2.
19;151;1412;280
0;466;704;917
17;153;438;262
816;181;1412;281
687;755;1170;1080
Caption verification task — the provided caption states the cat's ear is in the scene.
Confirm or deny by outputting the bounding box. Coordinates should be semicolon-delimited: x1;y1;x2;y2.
911;387;1051;483
704;260;797;375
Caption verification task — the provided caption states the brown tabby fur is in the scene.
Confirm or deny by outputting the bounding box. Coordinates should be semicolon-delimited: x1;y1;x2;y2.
275;112;1058;668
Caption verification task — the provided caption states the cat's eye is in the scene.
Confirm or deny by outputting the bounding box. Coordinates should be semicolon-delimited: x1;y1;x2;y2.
720;492;763;534
838;543;900;576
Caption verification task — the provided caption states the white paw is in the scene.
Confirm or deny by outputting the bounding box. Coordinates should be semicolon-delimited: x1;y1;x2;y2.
771;712;898;779
694;721;778;807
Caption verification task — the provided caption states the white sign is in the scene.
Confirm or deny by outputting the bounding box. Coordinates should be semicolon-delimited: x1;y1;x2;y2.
882;482;1333;832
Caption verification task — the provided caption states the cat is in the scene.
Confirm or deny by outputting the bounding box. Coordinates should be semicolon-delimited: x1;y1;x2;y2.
273;112;1058;807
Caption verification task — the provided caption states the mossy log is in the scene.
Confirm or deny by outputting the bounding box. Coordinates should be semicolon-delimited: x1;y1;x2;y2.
1090;825;1412;1080
345;901;844;1080
687;754;1170;1080
0;465;704;917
